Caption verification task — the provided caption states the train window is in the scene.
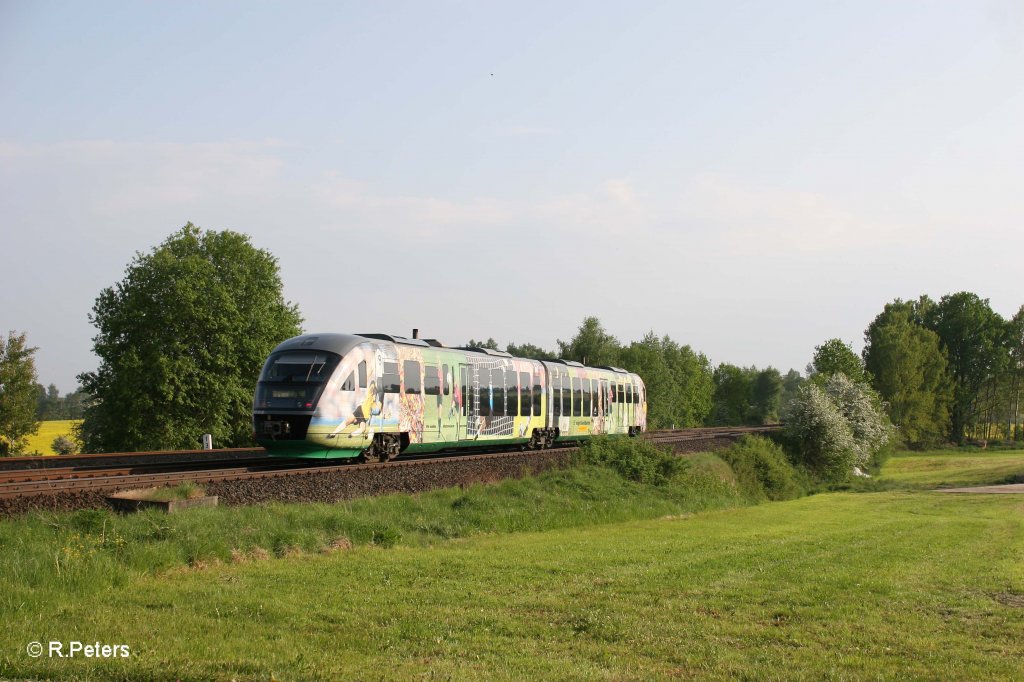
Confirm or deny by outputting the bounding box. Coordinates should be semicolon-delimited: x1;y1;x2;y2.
626;383;633;404
357;361;367;388
383;362;400;394
490;368;504;417
403;360;421;394
582;379;591;417
424;365;440;396
552;374;561;418
340;372;355;392
533;379;542;415
634;383;640;403
460;367;467;416
519;372;530;416
617;383;625;403
563;382;573;417
443;364;450;396
571;377;581;417
506;370;517;416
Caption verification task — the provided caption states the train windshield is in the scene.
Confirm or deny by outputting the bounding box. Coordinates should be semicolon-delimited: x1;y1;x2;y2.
254;351;341;411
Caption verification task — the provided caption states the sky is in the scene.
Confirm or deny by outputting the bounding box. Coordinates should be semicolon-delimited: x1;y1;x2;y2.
2;1;1023;393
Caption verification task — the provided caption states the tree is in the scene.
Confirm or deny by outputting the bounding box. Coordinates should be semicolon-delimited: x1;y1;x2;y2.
785;373;892;481
1008;307;1024;441
0;331;40;455
751;367;783;424
557;317;621;367
710;363;753;425
618;332;713;429
77;224;303;453
922;292;1004;443
464;337;500;350
863;300;951;447
779;369;804;415
809;338;867;383
505;341;555;360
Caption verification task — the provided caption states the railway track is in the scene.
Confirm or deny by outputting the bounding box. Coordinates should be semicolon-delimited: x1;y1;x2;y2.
0;425;779;504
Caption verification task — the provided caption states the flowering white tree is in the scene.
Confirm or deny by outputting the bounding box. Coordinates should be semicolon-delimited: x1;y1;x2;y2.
785;373;892;481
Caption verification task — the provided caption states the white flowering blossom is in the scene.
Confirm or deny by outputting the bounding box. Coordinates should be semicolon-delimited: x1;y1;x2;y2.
785;373;893;480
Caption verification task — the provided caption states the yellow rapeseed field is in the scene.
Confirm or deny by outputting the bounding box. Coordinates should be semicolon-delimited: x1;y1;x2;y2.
23;420;82;456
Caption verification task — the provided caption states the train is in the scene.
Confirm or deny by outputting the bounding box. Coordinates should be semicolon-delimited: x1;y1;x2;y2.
253;332;647;460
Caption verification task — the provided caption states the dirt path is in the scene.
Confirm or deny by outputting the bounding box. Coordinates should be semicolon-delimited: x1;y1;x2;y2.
935;484;1024;494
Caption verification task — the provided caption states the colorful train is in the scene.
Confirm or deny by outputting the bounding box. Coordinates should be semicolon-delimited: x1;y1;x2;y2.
253;333;647;460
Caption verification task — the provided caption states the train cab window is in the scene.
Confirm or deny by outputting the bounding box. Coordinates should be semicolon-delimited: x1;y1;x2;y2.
506;370;517;416
403;360;421;394
383;362;400;394
460;367;467;415
626;383;633;404
533;379;542;415
519;372;530;416
443;364;450;396
571;377;581;417
490;368;504;416
340;372;355;392
616;383;625;404
357;361;367;388
424;365;440;396
582;379;591;417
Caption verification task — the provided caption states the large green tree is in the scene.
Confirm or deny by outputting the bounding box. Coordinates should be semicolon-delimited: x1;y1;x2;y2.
710;363;752;425
0;331;40;455
809;338;868;383
505;341;556;360
863;300;951;447
619;332;714;428
1008;307;1024;441
78;224;303;453
557;317;622;367
922;292;1004;443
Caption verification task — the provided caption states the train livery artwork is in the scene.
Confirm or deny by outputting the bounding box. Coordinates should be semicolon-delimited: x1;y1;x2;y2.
253;333;647;460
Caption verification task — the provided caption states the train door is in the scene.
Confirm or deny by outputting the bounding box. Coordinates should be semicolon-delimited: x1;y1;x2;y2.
457;365;468;441
626;382;635;428
423;363;441;443
439;363;458;443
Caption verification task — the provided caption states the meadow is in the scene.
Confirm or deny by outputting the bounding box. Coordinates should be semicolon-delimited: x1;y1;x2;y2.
23;420;81;456
0;443;1021;680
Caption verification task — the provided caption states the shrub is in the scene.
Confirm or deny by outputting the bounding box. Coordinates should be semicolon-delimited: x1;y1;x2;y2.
785;373;893;482
578;437;687;486
52;435;79;455
717;436;804;501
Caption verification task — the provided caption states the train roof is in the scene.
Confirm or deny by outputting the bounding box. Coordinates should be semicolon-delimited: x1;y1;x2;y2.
269;333;366;357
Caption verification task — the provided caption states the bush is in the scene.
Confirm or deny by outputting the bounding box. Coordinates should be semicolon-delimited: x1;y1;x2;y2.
717;436;805;501
785;374;893;482
52;435;79;455
578;437;687;486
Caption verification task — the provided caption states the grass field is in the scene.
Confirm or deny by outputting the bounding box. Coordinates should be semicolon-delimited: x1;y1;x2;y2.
0;445;1021;680
879;447;1024;488
23;420;81;456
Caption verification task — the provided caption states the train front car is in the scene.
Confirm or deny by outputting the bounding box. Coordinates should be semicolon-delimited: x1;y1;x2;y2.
253;333;376;458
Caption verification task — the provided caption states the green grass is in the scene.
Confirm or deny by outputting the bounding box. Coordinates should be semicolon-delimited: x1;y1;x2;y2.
1;492;1021;680
23;420;81;456
0;442;1021;680
879;447;1024;489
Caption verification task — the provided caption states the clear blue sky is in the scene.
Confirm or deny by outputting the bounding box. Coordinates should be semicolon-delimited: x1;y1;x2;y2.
2;1;1022;392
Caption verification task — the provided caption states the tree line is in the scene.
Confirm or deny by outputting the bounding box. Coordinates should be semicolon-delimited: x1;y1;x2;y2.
0;223;1019;455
